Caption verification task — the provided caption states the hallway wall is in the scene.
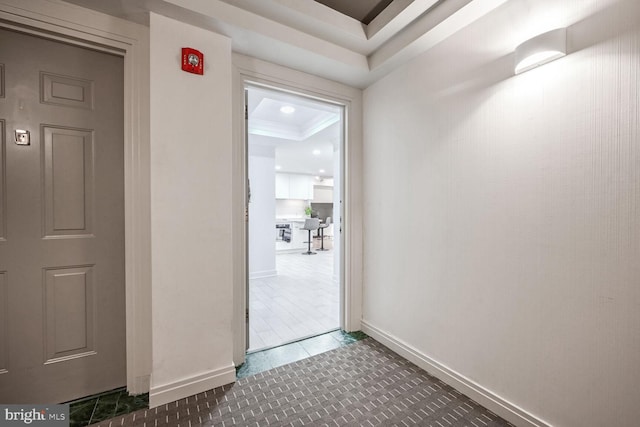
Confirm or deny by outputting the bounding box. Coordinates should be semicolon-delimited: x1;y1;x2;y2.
149;12;234;407
362;1;640;426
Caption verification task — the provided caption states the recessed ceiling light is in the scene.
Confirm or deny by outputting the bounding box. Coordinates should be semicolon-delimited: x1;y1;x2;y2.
312;149;321;155
280;105;295;114
319;169;325;174
275;165;281;170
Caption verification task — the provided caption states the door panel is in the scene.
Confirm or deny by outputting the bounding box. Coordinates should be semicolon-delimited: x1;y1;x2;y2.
0;28;125;403
0;271;6;373
44;265;95;363
43;126;93;236
0;119;5;239
0;63;4;98
0;119;6;376
41;72;93;110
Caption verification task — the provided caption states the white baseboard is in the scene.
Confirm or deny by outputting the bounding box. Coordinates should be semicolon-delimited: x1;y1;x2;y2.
361;320;551;427
149;364;236;408
248;269;277;279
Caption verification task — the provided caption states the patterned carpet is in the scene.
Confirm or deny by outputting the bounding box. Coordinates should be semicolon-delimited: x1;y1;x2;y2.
92;339;512;426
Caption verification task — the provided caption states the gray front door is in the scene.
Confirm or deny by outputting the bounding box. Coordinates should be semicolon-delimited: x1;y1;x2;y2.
0;28;126;403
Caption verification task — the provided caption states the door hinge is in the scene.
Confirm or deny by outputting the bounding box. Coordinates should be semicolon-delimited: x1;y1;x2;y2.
245;308;249;321
245;105;248;120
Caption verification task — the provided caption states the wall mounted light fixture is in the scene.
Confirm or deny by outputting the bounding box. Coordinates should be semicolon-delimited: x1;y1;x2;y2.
515;28;567;74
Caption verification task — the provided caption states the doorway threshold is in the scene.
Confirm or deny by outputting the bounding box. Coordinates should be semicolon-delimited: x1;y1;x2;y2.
237;330;368;379
247;328;340;354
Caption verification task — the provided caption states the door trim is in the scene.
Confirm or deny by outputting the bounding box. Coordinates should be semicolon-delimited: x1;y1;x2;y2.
232;53;363;366
0;0;152;394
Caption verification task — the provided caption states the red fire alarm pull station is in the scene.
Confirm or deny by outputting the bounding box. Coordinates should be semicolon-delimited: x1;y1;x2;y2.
182;48;204;75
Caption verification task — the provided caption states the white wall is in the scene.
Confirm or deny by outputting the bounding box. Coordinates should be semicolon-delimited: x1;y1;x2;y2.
248;145;276;278
149;12;234;407
362;1;640;426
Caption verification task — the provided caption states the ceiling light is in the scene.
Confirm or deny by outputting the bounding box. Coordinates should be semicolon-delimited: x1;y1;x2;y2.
280;105;295;114
275;165;281;170
319;169;325;174
312;149;321;155
515;28;567;75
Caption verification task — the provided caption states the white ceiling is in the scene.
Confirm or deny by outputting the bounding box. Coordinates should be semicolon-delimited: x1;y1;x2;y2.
61;0;511;88
248;89;340;141
247;87;341;178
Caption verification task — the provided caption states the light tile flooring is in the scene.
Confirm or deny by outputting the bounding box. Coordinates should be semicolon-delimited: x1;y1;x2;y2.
249;240;339;351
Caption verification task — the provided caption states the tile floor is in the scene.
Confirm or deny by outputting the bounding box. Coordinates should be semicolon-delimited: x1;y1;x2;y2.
68;388;148;427
249;240;339;351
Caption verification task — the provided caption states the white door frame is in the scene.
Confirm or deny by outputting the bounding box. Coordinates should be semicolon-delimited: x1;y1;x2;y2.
232;53;363;366
0;0;152;394
244;83;345;347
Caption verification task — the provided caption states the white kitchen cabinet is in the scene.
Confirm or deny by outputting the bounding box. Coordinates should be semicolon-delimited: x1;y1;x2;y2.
275;173;289;199
289;174;314;199
275;173;314;200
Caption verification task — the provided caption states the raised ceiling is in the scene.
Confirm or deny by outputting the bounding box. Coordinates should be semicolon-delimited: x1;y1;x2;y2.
250;98;336;141
248;87;341;178
314;0;394;24
61;0;510;88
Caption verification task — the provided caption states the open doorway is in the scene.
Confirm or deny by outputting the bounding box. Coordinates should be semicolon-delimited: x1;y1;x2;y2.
246;85;343;352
